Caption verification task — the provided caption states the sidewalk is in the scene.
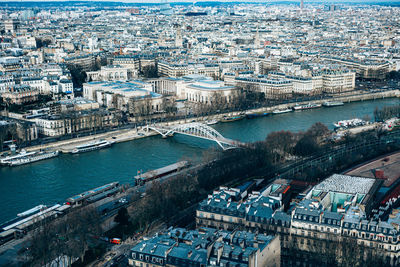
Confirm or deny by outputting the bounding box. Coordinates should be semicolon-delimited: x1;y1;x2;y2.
26;127;157;153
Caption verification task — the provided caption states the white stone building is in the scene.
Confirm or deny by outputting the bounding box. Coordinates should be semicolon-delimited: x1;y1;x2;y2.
83;81;162;113
86;65;128;82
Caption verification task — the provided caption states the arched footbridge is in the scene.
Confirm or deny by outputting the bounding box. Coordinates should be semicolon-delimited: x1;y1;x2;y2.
147;122;244;150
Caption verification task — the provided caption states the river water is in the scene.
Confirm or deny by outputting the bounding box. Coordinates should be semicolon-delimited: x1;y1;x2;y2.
0;98;399;222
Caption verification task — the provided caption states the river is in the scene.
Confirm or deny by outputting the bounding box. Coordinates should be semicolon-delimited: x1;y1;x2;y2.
0;98;399;222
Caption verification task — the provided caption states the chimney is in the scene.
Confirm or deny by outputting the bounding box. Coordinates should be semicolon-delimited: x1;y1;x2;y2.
374;169;385;179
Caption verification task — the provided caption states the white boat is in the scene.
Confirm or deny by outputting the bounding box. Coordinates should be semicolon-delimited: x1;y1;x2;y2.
293;103;322;111
323;101;344;107
0;150;36;165
206;119;219;125
333;118;367;129
272;108;292;114
8;151;59;166
71;140;114;154
17;205;46;217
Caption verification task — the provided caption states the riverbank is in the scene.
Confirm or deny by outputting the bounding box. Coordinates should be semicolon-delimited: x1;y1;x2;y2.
23;90;400;153
243;89;400;115
26;127;159;153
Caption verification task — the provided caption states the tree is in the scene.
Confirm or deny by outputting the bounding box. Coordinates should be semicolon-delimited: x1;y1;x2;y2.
141;65;159;78
161;97;177;115
294;135;320;156
387;70;400;80
374;104;400;122
210;91;228;111
265;130;295;163
36;38;52;48
115;207;130;227
306;122;330;142
26;206;102;266
66;64;87;88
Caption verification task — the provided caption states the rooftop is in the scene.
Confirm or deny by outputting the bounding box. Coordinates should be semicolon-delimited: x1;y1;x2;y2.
313;174;376;195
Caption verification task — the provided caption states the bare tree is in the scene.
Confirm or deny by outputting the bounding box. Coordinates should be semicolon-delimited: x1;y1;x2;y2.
265;131;295;163
26;206;102;266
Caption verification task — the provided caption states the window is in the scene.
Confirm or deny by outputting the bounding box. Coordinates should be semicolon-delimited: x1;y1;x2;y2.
132;253;136;259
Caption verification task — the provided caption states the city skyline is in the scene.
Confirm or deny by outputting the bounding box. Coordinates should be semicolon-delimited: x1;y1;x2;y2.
0;0;399;3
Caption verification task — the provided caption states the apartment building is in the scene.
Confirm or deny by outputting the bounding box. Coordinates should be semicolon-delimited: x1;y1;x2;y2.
63;53;96;71
324;57;390;80
319;70;355;94
0;117;38;144
129;227;280;267
235;75;293;99
196;174;400;266
158;61;220;78
33;110;118;137
112;54;156;78
269;70;355;95
2;85;39;104
0;75;15;93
